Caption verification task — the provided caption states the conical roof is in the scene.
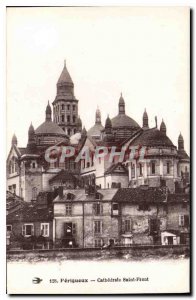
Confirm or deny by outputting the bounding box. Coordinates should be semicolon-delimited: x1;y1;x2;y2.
57;60;73;86
160;119;166;135
12;134;17;146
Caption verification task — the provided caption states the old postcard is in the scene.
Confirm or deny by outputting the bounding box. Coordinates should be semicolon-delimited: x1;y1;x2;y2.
6;6;190;294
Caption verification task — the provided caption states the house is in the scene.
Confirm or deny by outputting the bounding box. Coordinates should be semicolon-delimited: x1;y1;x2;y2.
6;192;54;249
53;187;119;248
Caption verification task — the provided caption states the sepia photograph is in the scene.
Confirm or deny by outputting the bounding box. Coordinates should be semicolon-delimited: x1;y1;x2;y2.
6;6;190;294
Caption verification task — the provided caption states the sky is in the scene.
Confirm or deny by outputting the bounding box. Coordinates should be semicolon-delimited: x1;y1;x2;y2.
6;6;190;153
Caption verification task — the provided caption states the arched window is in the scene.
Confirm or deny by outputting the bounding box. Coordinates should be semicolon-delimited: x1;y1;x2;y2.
32;187;37;200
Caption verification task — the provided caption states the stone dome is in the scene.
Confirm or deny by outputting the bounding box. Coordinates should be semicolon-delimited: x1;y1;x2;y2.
130;128;175;147
87;123;104;137
35;120;66;136
111;114;140;129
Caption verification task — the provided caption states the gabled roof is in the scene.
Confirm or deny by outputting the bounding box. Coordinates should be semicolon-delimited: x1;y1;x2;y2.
49;169;77;183
104;163;128;175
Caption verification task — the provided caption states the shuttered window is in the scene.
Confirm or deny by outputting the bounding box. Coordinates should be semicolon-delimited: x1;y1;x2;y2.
22;224;34;237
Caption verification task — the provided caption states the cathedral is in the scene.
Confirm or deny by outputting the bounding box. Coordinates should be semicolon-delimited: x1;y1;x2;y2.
7;61;190;202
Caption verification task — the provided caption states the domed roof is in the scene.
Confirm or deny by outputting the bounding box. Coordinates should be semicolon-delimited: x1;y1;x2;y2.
130;128;175;147
111;114;140;129
87;123;104;137
35;120;66;136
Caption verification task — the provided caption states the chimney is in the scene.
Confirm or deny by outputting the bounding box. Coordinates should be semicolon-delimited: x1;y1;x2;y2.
58;186;64;198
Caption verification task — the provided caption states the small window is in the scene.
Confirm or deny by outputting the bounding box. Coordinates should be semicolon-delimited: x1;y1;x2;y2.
74;128;77;134
67;115;70;122
125;220;131;232
95;193;101;200
112;203;119;216
68;129;71;135
73;116;76;123
179;215;189;227
7;225;12;232
61;104;65;110
93;203;103;215
139;163;143;176
65;204;72;216
67;193;73;200
32;162;36;169
167;162;170;174
22;224;34;237
61;115;65;122
179;215;184;226
41;223;49;237
112;203;118;210
94;239;103;247
73;105;75;111
32;187;37;200
67;105;70;110
131;164;135;178
151;162;156;175
94;220;102;234
72;223;77;235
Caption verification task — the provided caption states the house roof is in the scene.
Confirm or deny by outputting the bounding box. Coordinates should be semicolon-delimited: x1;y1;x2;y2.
167;193;189;203
49;169;77;183
104;163;128;175
6;191;24;213
7;203;53;223
53;188;118;203
112;187;167;203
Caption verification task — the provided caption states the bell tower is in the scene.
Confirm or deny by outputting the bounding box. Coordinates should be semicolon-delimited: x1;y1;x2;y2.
52;60;81;137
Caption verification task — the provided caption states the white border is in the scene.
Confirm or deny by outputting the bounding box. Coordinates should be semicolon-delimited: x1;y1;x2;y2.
0;0;195;299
